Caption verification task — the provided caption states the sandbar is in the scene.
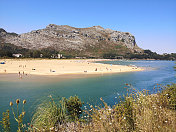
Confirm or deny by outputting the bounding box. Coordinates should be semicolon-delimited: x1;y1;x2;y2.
0;59;143;76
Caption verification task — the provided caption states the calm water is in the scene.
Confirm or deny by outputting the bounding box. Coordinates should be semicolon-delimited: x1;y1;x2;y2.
0;60;175;130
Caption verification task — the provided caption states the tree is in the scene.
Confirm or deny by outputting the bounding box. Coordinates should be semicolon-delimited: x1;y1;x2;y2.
33;50;41;58
103;53;117;59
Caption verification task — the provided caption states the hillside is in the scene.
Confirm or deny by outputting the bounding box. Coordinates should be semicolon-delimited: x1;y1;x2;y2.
0;24;143;58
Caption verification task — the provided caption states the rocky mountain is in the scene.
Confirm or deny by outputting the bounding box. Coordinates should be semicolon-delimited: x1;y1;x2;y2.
0;24;143;57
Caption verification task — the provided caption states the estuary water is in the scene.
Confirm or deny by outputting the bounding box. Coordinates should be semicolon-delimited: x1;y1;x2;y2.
0;60;175;130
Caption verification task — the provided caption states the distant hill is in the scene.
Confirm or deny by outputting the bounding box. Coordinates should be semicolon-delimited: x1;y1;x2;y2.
0;24;143;58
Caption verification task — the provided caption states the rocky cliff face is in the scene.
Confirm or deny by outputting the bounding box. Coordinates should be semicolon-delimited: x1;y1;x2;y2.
0;24;142;56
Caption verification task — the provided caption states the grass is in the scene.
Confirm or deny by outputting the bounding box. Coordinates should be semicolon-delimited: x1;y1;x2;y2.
30;95;82;131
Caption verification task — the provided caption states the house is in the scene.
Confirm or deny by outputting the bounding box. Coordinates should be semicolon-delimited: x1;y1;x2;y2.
75;57;86;59
51;54;55;58
50;54;63;59
12;54;22;58
58;54;63;59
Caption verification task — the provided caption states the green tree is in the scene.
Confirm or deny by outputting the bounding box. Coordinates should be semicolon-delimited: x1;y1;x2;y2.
33;50;41;58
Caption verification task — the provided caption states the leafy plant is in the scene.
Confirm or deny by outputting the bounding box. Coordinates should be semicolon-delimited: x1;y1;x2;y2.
0;110;10;132
65;96;83;121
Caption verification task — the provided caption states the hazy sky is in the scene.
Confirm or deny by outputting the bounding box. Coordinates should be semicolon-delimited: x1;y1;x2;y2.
0;0;175;54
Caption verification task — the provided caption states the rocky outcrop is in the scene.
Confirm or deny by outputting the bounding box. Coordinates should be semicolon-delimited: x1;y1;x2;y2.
0;24;143;54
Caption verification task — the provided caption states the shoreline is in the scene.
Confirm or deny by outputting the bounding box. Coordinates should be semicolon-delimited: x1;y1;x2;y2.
0;59;144;76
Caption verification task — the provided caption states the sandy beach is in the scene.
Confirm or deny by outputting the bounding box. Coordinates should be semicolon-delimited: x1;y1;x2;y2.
0;59;143;76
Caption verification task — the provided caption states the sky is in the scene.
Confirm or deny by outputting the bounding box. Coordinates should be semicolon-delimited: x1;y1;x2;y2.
0;0;176;54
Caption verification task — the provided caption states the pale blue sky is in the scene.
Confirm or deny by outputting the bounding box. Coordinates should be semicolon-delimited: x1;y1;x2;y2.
0;0;175;54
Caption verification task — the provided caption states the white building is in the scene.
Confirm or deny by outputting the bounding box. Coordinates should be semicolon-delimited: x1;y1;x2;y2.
40;54;43;58
58;54;63;59
12;54;22;58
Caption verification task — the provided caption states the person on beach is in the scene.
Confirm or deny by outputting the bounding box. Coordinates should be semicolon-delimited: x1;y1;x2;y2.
19;74;22;79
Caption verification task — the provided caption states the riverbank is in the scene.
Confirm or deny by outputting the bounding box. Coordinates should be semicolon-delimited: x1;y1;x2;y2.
0;59;143;76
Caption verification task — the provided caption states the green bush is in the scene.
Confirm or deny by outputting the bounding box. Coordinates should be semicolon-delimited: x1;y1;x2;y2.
65;96;83;121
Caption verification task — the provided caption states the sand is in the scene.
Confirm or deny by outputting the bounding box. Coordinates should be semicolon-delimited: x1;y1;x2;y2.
0;59;143;76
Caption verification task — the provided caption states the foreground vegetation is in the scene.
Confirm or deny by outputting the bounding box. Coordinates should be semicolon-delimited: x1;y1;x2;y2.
0;83;176;132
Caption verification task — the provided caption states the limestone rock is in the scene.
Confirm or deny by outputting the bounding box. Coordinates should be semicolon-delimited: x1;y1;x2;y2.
0;25;143;53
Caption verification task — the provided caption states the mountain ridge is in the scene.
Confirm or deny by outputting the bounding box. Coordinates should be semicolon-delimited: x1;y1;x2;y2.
0;24;143;57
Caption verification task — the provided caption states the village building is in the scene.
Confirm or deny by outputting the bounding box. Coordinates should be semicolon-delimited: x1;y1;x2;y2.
12;54;22;58
58;54;63;59
51;54;63;59
40;54;43;58
75;57;87;59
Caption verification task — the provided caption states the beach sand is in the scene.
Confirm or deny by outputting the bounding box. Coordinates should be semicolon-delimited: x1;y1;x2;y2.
0;59;143;76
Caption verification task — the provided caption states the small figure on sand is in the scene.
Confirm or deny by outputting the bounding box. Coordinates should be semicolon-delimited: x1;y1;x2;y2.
95;68;97;71
19;74;22;79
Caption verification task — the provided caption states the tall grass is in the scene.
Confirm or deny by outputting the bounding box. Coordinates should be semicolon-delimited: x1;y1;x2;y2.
1;84;176;131
31;96;67;131
29;84;176;131
31;95;83;131
83;84;176;132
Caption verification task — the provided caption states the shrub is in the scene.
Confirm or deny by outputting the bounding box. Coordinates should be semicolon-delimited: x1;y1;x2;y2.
0;110;10;132
65;96;83;121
